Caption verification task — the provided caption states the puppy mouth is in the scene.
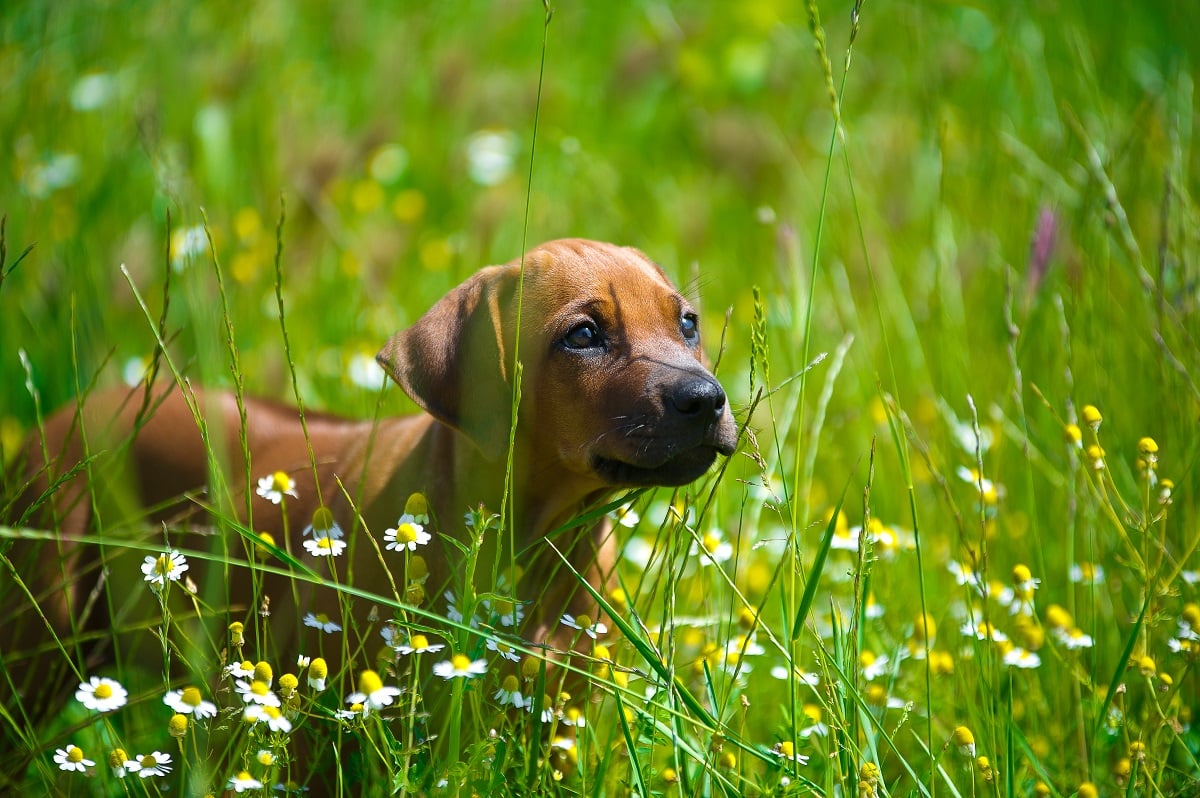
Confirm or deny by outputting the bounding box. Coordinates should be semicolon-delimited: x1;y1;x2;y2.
592;436;731;487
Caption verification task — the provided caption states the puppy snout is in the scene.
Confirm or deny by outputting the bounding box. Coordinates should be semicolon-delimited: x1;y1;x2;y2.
668;377;727;419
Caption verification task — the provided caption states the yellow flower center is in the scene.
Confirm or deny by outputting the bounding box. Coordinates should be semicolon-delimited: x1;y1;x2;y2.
254;661;273;682
410;555;428;580
140;754;157;768
394;522;418;543
404;492;429;516
169;713;189;737
181;686;203;707
251;681;270;697
154;554;173;576
409;634;429;650
68;745;84;763
94;683;113;699
358;670;384;694
279;674;298;691
779;741;795;758
263;706;282;720
501;674;520;692
309;657;328;679
349;702;364;713
802;703;822;723
451;654;472;671
237;770;255;782
575;614;593;630
271;471;292;492
257;750;275;766
702;532;721;554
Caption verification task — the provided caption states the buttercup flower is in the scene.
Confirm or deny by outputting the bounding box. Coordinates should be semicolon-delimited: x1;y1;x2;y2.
304;612;342;633
432;653;488;680
54;744;94;773
345;669;402;711
163;685;218;719
141;550;188;588
76;676;127;713
256;470;298;504
124;751;173;778
384;514;431;551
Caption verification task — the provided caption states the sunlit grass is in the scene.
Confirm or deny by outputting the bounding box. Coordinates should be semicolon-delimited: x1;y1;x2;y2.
3;0;1200;795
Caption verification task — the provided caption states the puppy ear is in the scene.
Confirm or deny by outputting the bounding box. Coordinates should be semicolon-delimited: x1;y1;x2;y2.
376;264;518;460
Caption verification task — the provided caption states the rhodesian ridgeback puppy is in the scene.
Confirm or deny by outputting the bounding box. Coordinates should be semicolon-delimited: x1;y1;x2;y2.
5;238;738;726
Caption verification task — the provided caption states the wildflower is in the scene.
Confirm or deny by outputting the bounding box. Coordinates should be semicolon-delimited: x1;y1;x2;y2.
1057;627;1095;650
957;465;1003;504
54;744;94;773
1135;654;1157;677
947;560;980;587
303;534;346;557
695;528;734;564
141;550;189;587
799;704;829;738
108;748;128;777
396;633;445;655
307;657;328;691
1002;646;1042;669
929;650;955;676
613;503;640;528
494;674;530;709
560;706;587;727
278;673;299;699
961;618;1008;642
384;515;431;551
1137;437;1159;462
1177;603;1200;639
861;650;897;681
254;531;277;560
1077;782;1099;798
1070;562;1105;585
236;679;282;708
243;703;293;733
229;621;245;647
772;740;809;765
256;749;275;767
1085;444;1105;470
75;676;128;713
865;684;907;709
433;654;488;680
335;703;365;722
1064;423;1083;448
168;713;189;738
226;660;255;679
402;491;430;523
486;596;526;627
769;665;821;686
1081;405;1102;431
124;751;173;778
163;685;218;718
296;654;311;669
303;612;342;633
303;506;344;540
561;613;607;639
1158;478;1174;505
976;756;995;782
228;771;265;793
256;471;297;504
345;669;402;711
444;591;481;628
486;638;520;662
952;726;976;757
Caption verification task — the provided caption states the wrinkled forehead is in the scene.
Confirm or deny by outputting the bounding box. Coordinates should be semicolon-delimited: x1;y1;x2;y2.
520;239;682;307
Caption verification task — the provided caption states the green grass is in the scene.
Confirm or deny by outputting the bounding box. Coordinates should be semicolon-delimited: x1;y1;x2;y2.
3;0;1200;795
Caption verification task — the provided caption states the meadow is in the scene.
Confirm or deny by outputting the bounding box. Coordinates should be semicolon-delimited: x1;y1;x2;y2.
2;0;1199;795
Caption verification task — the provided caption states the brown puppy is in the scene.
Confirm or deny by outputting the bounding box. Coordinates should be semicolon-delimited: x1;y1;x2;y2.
6;238;737;716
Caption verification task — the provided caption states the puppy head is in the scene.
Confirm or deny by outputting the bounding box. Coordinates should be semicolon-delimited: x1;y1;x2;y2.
377;239;737;486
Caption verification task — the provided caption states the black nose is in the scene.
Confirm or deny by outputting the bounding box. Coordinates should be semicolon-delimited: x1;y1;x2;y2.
668;378;727;419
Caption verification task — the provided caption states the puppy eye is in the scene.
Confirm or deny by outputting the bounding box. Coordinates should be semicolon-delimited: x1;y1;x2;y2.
562;321;603;350
681;313;699;342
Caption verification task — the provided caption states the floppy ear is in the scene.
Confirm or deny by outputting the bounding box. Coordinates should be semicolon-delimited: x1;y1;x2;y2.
376;264;518;460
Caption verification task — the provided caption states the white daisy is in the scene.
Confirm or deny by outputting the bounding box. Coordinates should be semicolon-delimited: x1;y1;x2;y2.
54;744;94;773
75;676;127;713
228;771;265;793
1003;647;1042;669
256;470;298;504
141;550;188;588
303;612;342;634
225;660;255;679
493;674;530;709
394;633;445;655
303;505;344;540
384;514;431;551
345;670;402;712
303;534;346;557
123;751;173;778
236;679;281;707
561;613;607;639
242;703;293;733
432;654;488;680
486;638;521;662
694;529;734;565
163;686;218;719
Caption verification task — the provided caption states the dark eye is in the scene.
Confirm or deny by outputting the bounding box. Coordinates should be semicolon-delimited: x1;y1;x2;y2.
562;321;603;350
681;313;699;342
